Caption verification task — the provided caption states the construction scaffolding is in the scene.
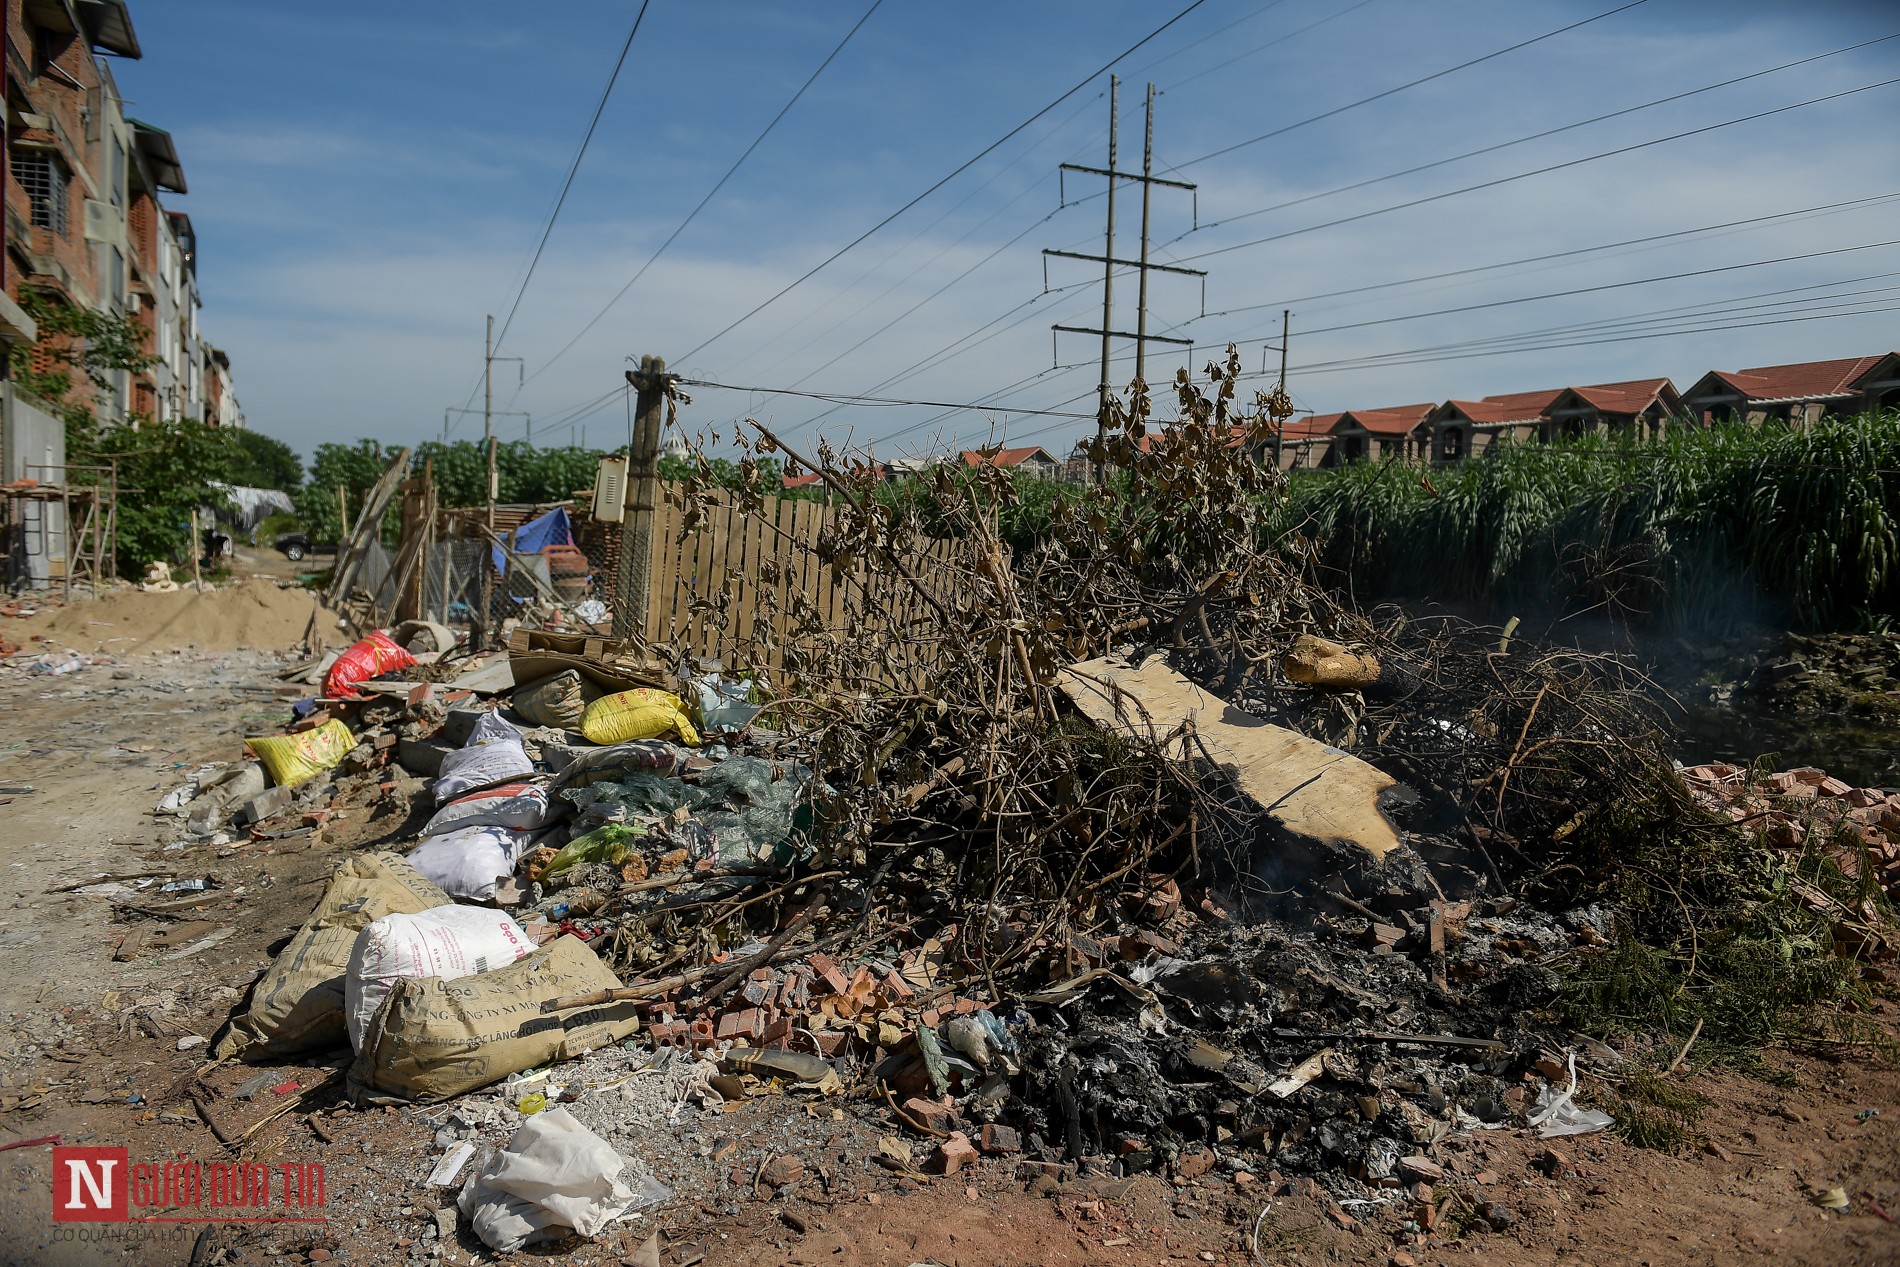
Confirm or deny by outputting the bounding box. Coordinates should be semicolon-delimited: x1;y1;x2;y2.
2;463;117;595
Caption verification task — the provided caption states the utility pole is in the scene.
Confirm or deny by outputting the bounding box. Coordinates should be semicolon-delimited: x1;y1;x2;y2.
1266;310;1291;469
479;314;496;650
1047;79;1204;460
1098;74;1119;442
612;355;676;641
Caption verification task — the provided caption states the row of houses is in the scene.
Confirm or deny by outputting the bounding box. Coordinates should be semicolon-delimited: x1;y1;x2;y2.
776;352;1900;491
0;0;243;434
1271;352;1900;470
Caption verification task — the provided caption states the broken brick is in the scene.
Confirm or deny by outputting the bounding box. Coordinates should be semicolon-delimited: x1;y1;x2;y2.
937;1132;977;1175
808;953;850;996
900;1097;956;1134
978;1124;1021;1155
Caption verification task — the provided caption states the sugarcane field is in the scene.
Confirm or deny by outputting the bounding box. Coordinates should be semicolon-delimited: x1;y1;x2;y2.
1;4;1897;1266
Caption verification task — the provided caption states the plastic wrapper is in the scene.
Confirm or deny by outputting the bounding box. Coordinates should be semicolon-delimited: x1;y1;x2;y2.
457;1107;670;1251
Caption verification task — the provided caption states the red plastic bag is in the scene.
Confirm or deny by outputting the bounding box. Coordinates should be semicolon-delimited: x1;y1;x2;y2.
325;630;417;699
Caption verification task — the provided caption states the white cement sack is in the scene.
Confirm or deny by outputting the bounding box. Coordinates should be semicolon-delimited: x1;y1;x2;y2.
434;739;534;804
421;782;554;836
406;824;534;901
344;905;535;1050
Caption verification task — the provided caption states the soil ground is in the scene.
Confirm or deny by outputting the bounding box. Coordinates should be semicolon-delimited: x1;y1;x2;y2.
0;586;1895;1267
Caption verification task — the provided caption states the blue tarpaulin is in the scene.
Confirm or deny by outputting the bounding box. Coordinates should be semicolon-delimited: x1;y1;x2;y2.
492;507;574;572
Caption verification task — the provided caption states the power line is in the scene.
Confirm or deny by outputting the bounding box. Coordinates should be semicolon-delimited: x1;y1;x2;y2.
522;0;885;388
1269;301;1900;380
492;2;652;354
672;0;1215;367
1185;32;1900;236
1176;0;1649;168
1161;0;1383;92
1284;275;1900;372
1186;192;1900;321
1173;76;1900;263
1280;238;1900;339
676;376;1098;419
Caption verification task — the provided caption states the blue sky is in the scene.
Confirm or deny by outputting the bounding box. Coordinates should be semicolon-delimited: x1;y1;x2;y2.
112;0;1900;461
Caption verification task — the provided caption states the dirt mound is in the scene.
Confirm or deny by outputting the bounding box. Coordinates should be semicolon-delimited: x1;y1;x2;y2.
3;577;345;654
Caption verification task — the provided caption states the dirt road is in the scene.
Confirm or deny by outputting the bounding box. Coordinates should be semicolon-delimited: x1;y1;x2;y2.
0;610;1893;1266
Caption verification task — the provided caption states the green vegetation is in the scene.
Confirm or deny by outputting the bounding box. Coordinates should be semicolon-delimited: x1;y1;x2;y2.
1274;410;1900;630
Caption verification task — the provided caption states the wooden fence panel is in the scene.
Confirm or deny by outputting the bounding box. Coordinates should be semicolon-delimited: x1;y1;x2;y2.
636;492;970;678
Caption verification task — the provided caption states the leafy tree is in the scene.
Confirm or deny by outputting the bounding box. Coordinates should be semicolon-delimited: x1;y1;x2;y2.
225;430;303;491
296;438;397;545
6;290;158;450
90;419;241;572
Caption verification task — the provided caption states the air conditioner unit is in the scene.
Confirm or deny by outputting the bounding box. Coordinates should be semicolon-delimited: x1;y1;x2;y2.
126;293;143;313
591;455;627;523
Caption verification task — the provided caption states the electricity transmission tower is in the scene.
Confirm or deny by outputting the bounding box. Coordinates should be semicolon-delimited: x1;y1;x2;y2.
1046;76;1204;454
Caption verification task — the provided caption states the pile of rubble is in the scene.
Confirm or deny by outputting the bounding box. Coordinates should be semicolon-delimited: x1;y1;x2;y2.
158;365;1889;1254
1744;630;1900;714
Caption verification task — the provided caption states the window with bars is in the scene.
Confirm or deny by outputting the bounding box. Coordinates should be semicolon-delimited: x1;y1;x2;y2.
10;150;70;235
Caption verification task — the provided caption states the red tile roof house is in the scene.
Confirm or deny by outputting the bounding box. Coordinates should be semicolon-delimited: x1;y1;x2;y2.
959;444;1061;478
1319;403;1438;465
1258;414;1340;471
1679;354;1900;425
1539;377;1685;441
1425;388;1563;463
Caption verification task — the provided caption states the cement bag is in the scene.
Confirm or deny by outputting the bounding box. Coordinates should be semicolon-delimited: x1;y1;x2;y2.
512;670;602;731
344;906;534;1050
459;1108;669;1251
406;824;534;901
580;689;700;746
548;740;688;794
421;782;554;836
212;852;448;1060
325;630;417;699
245;718;357;788
349;935;640;1103
435;712;533;804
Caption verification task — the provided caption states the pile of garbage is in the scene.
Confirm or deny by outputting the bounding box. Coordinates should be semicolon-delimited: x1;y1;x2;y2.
187;362;1887;1250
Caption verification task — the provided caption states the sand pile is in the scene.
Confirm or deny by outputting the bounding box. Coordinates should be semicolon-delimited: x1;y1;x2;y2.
4;577;347;654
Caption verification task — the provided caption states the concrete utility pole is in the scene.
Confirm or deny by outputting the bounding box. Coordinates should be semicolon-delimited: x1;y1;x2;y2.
1098;74;1119;446
1047;79;1203;462
479;314;496;650
612;355;675;641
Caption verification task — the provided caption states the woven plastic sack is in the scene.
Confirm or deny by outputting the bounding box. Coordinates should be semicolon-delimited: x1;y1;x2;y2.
325;630;417;699
344;906;534;1050
246;718;358;788
422;782;554;836
580;689;700;746
406;824;534;901
513;670;602;731
435;712;534;804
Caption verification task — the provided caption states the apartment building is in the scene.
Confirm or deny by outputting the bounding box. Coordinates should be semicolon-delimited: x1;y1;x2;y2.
4;0;237;429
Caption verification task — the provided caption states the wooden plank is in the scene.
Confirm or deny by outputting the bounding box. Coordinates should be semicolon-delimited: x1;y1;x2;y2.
1058;653;1404;862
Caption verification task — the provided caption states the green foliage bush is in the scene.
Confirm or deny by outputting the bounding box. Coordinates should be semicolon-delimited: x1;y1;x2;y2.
1272;411;1900;630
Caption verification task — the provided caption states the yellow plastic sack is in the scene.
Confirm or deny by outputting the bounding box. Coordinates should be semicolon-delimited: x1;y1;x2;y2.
580;688;699;746
246;717;358;787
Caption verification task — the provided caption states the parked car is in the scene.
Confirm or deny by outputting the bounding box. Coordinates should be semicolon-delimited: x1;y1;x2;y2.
274;532;310;561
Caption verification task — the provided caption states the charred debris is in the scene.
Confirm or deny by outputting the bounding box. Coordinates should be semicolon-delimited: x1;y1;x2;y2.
234;352;1892;1190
